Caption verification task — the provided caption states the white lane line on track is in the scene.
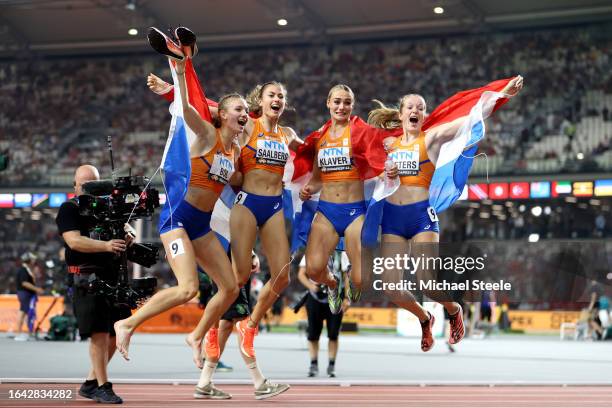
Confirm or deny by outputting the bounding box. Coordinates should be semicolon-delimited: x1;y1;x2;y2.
4;378;612;386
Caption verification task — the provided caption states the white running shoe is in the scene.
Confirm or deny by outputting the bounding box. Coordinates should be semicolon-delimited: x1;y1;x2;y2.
254;379;290;400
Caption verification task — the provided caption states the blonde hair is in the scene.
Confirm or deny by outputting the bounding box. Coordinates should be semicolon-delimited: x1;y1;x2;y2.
214;93;246;128
245;81;287;117
327;84;354;102
367;94;426;129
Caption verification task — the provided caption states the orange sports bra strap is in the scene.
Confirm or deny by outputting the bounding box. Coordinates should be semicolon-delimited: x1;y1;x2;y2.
198;155;211;169
248;120;262;143
198;135;219;165
280;126;288;144
252;119;262;136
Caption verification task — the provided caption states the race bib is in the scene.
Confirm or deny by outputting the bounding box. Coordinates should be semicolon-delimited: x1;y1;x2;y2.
427;206;439;222
169;238;185;258
389;145;419;176
318;146;352;172
208;153;234;185
234;191;248;205
255;138;289;166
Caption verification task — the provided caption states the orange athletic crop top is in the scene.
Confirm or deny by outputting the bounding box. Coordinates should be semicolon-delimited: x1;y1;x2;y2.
240;119;290;175
316;125;360;182
189;130;236;195
387;132;435;189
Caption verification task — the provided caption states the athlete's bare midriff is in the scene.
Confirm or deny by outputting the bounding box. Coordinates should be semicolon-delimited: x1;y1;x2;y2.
184;186;219;212
242;169;284;196
320;179;364;203
386;185;429;205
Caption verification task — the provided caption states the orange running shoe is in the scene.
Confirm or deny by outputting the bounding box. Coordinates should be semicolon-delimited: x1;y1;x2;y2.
235;319;258;358
420;312;435;352
449;304;465;345
204;328;220;360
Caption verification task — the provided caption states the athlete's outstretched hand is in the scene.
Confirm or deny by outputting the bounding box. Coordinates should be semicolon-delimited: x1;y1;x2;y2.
146;73;172;95
502;75;524;97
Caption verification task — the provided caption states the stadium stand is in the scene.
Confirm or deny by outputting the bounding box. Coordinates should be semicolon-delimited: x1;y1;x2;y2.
1;23;611;186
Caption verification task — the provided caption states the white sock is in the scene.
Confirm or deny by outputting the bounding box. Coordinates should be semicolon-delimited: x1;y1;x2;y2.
246;361;265;388
197;361;217;388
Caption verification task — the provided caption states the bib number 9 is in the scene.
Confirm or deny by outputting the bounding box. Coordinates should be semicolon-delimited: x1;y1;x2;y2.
234;192;247;205
427;206;439;223
169;238;185;258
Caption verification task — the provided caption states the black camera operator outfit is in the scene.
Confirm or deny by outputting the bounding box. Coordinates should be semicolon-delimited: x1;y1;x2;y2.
56;198;131;339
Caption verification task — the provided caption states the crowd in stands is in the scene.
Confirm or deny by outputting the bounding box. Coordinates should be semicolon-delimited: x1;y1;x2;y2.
1;23;611;186
444;200;611;241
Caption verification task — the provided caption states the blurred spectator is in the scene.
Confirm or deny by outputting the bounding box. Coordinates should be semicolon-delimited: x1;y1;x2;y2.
10;252;44;341
595;213;607;237
588;292;605;340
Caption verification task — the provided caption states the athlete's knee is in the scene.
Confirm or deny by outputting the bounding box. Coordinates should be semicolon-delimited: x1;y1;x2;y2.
90;332;109;347
236;272;250;287
176;282;199;302
217;282;239;300
226;285;240;300
272;272;290;290
216;271;238;291
306;262;325;281
234;258;252;286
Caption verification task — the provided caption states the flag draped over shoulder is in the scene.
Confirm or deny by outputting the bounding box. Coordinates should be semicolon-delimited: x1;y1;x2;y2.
291;116;401;183
158;59;214;232
361;77;514;247
286;117;401;252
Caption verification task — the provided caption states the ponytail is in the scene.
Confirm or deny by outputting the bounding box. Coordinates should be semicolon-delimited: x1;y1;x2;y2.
368;94;426;129
245;84;264;117
367;99;401;129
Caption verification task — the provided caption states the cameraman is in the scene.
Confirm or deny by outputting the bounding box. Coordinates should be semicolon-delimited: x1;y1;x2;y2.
56;165;132;404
